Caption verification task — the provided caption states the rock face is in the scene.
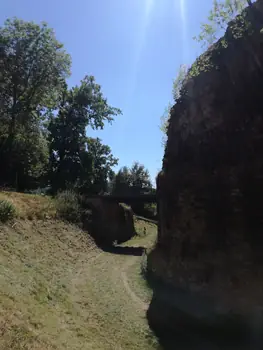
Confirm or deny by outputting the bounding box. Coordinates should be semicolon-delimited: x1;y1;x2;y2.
83;198;135;244
148;2;263;347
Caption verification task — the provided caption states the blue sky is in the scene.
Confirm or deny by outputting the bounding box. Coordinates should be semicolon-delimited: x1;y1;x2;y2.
0;0;214;183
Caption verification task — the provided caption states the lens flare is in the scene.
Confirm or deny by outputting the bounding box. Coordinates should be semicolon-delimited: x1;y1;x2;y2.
126;0;154;108
145;0;154;18
178;0;189;62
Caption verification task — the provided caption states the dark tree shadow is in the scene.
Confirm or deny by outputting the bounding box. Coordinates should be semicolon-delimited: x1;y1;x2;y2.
100;245;146;256
145;251;261;350
146;288;257;350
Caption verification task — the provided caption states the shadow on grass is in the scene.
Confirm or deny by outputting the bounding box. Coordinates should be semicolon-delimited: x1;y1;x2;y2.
100;245;146;256
144;250;262;350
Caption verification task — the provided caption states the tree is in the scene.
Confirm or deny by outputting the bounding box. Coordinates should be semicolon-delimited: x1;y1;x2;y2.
172;64;188;102
193;0;254;48
0;124;49;190
113;166;131;195
129;162;152;194
160;65;188;146
160;103;172;147
112;162;153;217
48;76;121;192
0;18;71;189
128;162;152;215
0;18;71;140
112;162;152;195
80;137;118;194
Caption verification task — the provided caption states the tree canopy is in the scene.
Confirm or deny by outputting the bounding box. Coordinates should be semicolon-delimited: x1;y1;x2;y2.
0;18;121;193
48;77;121;193
112;162;152;196
0;18;71;190
194;0;253;48
111;162;155;217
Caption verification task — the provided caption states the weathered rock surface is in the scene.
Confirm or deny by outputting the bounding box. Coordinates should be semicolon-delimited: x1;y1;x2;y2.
82;198;136;244
148;1;263;347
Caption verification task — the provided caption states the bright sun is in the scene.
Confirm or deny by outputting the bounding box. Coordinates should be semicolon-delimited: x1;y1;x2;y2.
145;0;154;19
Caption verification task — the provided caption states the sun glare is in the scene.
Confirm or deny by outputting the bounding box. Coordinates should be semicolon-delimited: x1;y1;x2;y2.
126;0;155;108
180;0;186;25
145;0;154;18
177;0;189;62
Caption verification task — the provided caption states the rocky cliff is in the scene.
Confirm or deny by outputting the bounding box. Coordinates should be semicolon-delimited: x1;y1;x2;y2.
148;1;263;348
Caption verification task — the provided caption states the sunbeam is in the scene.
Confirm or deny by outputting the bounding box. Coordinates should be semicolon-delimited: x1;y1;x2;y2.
145;0;154;19
178;0;189;62
126;0;154;108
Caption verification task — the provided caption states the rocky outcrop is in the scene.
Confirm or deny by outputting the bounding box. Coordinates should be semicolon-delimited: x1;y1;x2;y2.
82;198;136;244
148;1;263;347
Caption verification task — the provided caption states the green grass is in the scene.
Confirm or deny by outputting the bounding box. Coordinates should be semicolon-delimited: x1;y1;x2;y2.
55;190;81;223
121;219;157;306
0;199;16;222
134;217;157;241
0;195;159;350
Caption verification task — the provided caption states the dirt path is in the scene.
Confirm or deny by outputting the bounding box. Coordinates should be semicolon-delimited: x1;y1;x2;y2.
0;220;158;350
68;231;158;350
121;256;148;311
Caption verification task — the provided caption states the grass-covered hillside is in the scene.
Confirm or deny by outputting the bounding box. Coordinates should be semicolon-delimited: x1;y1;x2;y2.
0;192;158;350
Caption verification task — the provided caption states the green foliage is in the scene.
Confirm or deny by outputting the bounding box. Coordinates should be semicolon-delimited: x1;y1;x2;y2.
73;137;118;195
0;18;71;116
159;104;172;147
172;64;188;102
129;162;152;194
0;18;71;190
0;126;49;190
189;52;215;78
0;199;16;222
0;17;120;195
48;76;120;193
112;162;153;217
193;0;253;48
187;1;254;80
55;190;81;223
81;137;118;194
113;162;152;196
143;203;157;220
160;65;188;146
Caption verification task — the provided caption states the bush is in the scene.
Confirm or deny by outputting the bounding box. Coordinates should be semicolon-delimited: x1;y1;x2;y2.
28;186;52;195
0;199;16;222
132;203;157;220
143;203;157;219
55;190;81;223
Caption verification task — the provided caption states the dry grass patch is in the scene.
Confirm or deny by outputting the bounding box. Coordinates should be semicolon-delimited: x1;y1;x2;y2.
0;191;56;220
0;220;101;350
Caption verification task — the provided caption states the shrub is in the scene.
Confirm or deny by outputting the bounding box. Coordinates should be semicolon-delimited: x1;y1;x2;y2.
0;199;16;222
140;251;148;279
132;203;157;220
143;203;157;219
55;190;81;223
29;186;52;195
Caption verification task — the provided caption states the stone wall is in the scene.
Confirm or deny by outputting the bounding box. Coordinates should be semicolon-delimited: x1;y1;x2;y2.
148;1;263;346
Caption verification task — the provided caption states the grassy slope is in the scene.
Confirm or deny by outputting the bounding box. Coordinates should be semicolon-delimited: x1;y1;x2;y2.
0;193;158;350
0;191;56;220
